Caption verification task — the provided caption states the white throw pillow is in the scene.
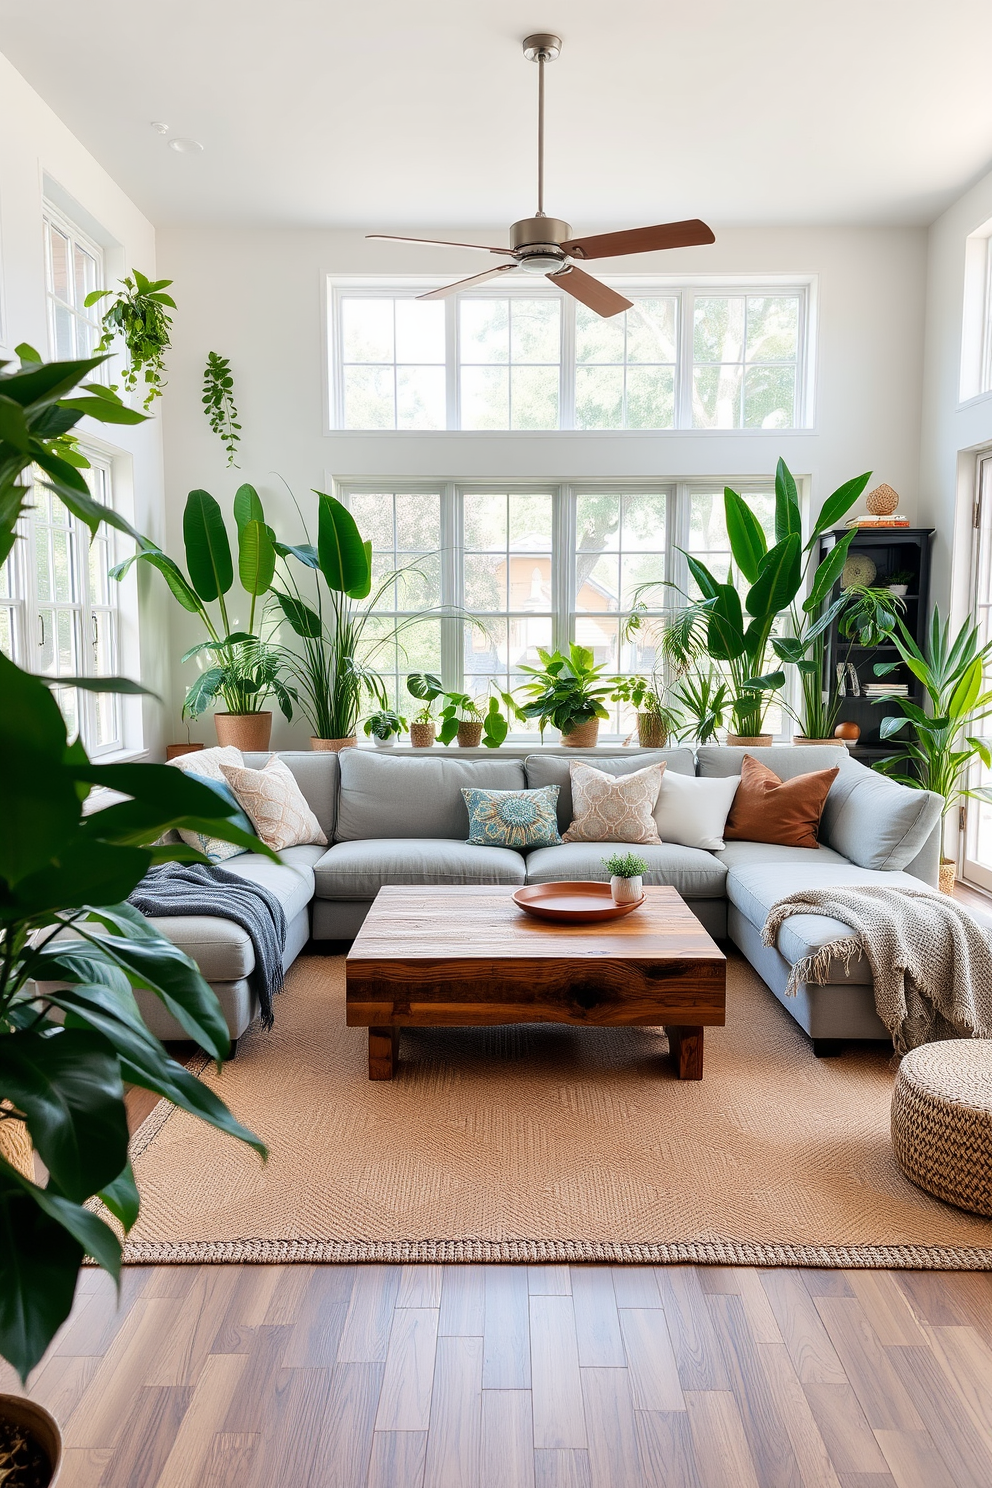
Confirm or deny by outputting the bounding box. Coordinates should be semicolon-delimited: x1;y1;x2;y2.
167;745;244;782
220;755;328;851
653;771;741;851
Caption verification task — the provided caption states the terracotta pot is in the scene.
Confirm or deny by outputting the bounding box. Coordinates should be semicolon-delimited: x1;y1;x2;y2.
0;1394;62;1486
560;718;600;749
834;721;861;742
636;714;668;749
165;742;204;761
410;722;435;749
939;857;956;896
726;734;772;747
310;736;356;752
792;736;845;746
457;721;484;747
214;712;272;751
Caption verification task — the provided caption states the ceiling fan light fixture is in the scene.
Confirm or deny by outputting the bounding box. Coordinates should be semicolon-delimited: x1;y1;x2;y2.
518;248;566;274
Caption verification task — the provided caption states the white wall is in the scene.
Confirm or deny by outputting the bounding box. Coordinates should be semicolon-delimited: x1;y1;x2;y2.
0;52;168;757
158;223;927;747
919;164;992;615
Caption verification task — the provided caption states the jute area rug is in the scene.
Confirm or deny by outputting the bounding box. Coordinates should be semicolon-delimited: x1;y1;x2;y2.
122;952;992;1268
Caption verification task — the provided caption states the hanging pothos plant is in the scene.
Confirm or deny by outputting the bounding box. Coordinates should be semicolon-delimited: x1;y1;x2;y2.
85;269;175;410
202;351;241;466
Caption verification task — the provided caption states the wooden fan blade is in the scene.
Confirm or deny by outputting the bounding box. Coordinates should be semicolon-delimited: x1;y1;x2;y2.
548;266;632;318
418;263;519;300
367;234;512;255
561;219;716;260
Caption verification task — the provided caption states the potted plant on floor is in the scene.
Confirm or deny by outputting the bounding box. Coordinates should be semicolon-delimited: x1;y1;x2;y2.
0;349;267;1472
516;644;613;747
363;707;407;747
111;484;293;750
657;460;872;743
872;609;992;893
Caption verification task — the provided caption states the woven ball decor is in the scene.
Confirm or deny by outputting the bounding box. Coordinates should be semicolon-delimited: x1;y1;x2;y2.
866;483;900;515
891;1040;992;1216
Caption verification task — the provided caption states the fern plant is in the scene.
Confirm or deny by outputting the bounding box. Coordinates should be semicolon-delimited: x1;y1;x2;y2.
85;269;175;409
202;351;241;466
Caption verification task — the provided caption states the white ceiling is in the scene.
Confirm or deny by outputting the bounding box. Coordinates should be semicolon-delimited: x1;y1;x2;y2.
3;0;992;231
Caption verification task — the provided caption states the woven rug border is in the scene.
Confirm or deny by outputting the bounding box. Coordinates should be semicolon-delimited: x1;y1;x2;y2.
123;1067;992;1270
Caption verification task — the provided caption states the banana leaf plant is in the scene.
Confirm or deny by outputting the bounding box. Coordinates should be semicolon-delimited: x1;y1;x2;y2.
873;609;992;822
270;493;476;741
111;484;293;720
661;459;871;736
0;352;270;1382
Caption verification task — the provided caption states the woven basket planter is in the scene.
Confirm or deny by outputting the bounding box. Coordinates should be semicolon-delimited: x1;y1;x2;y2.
636;714;668;749
310;736;356;752
215;712;272;751
457;721;483;747
726;734;772;747
409;722;436;749
560;719;600;748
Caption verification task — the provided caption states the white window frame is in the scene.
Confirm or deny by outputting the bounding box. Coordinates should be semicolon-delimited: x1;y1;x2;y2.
328;276;814;433
42;201;107;373
333;477;787;742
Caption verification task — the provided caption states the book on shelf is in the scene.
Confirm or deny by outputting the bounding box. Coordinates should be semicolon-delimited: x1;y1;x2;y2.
846;515;911;528
864;684;908;695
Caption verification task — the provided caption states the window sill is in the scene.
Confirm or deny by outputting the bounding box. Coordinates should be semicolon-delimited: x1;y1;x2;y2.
326;427;818;438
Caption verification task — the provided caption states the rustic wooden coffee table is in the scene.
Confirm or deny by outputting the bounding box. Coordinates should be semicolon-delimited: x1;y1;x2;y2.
345;884;726;1082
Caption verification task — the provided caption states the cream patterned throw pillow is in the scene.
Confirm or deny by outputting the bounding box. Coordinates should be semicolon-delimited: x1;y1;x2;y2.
220;756;327;851
563;761;665;845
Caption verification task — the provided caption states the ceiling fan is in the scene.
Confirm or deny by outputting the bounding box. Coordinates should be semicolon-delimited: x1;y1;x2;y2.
368;34;715;319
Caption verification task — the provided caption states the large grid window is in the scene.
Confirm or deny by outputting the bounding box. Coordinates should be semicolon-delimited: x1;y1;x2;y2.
1;459;125;754
330;281;810;431
43;205;105;369
338;481;780;740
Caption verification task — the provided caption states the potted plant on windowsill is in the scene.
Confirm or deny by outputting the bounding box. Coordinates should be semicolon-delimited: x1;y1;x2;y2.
872;609;992;894
610;674;682;749
407;675;515;748
516;645;613;747
363;708;407;747
407;683;439;748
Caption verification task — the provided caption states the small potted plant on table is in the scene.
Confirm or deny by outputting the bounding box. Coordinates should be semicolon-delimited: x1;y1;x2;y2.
604;851;648;904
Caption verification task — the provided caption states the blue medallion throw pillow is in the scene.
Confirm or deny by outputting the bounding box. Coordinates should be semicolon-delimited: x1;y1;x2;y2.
461;785;562;849
177;772;254;863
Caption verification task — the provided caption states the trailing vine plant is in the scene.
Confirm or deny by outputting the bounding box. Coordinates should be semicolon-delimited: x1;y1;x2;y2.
85;268;176;409
202;351;241;466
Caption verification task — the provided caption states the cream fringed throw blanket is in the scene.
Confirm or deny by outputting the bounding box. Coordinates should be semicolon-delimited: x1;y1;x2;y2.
762;885;992;1053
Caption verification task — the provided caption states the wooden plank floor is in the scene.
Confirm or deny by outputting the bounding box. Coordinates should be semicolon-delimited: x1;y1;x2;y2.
5;1262;992;1486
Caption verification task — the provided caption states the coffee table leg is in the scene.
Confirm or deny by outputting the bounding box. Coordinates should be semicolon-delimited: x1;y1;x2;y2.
665;1025;703;1080
368;1026;398;1080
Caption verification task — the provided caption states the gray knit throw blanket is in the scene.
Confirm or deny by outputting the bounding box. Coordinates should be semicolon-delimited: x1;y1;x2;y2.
762;884;992;1054
129;862;287;1029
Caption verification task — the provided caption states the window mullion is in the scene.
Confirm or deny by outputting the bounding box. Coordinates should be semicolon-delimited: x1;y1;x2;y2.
677;289;693;429
560;298;575;429
555;483;573;653
446;300;459;429
442;484;462;690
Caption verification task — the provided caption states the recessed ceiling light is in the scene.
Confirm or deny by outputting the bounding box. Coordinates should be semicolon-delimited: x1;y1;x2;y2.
168;137;203;154
150;121;169;135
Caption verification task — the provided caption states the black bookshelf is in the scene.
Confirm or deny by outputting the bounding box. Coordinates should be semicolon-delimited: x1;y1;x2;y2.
818;526;934;764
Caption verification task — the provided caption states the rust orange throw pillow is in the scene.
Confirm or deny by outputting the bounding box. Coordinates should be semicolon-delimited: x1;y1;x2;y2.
723;754;839;850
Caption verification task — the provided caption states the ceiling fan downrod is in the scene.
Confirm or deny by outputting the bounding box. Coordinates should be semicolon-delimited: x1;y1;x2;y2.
523;33;561;219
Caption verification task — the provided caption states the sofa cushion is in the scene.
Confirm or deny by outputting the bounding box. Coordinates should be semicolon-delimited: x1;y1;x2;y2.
243;751;339;842
314;838;526;899
525;749;695;834
725;853;928;984
820;764;944;871
335;751;525;841
696;744;849;780
524;841;727;899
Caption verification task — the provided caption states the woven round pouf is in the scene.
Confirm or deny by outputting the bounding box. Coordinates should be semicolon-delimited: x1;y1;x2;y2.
891;1041;992;1215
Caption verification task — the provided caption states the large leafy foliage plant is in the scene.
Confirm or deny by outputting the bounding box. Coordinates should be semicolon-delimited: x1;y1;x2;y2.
516;645;613;736
85;270;175;410
0;351;268;1383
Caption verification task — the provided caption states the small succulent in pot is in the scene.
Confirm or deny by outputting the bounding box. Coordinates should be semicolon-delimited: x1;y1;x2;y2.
603;851;648;905
363;707;407;747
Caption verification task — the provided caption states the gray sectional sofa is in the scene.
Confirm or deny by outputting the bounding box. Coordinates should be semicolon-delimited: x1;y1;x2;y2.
134;744;944;1055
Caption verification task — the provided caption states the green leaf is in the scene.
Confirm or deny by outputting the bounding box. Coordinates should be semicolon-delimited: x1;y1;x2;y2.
437;715;459;745
684;553;722;602
274;541;319;569
746;533;802;618
0;655;79;884
111;546;202;614
774;458;802;545
316;492;371;596
879;714;912;739
0;355;107;407
804;530;856;611
270;589;322;638
6;839;150;916
0;1030;128;1202
238;519;276;597
723;488;767;583
56;396;146;426
97;1163;140;1232
183;489;234;602
949;655;984;721
705;584;746;661
406;672;444;702
0;1164;84;1382
809;472;872;541
0;394;31;450
233;484;264;531
38;675;156;698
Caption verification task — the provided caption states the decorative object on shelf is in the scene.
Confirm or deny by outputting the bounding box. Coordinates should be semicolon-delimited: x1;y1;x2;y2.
658;459;872;740
202;351;241;466
841;552;877;589
834;721;861;741
604;850;648;904
0;1395;63;1487
408;675;516;749
883;569;913;597
85;269;176;409
846;513;910;528
865;482;900;516
512;881;645;923
409;721;435;748
517;643;612;742
363;708;407;748
874;608;992;893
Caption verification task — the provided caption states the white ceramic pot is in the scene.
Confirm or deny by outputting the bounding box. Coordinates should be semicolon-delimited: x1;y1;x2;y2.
887;583;909;597
611;874;643;904
372;733;398;749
